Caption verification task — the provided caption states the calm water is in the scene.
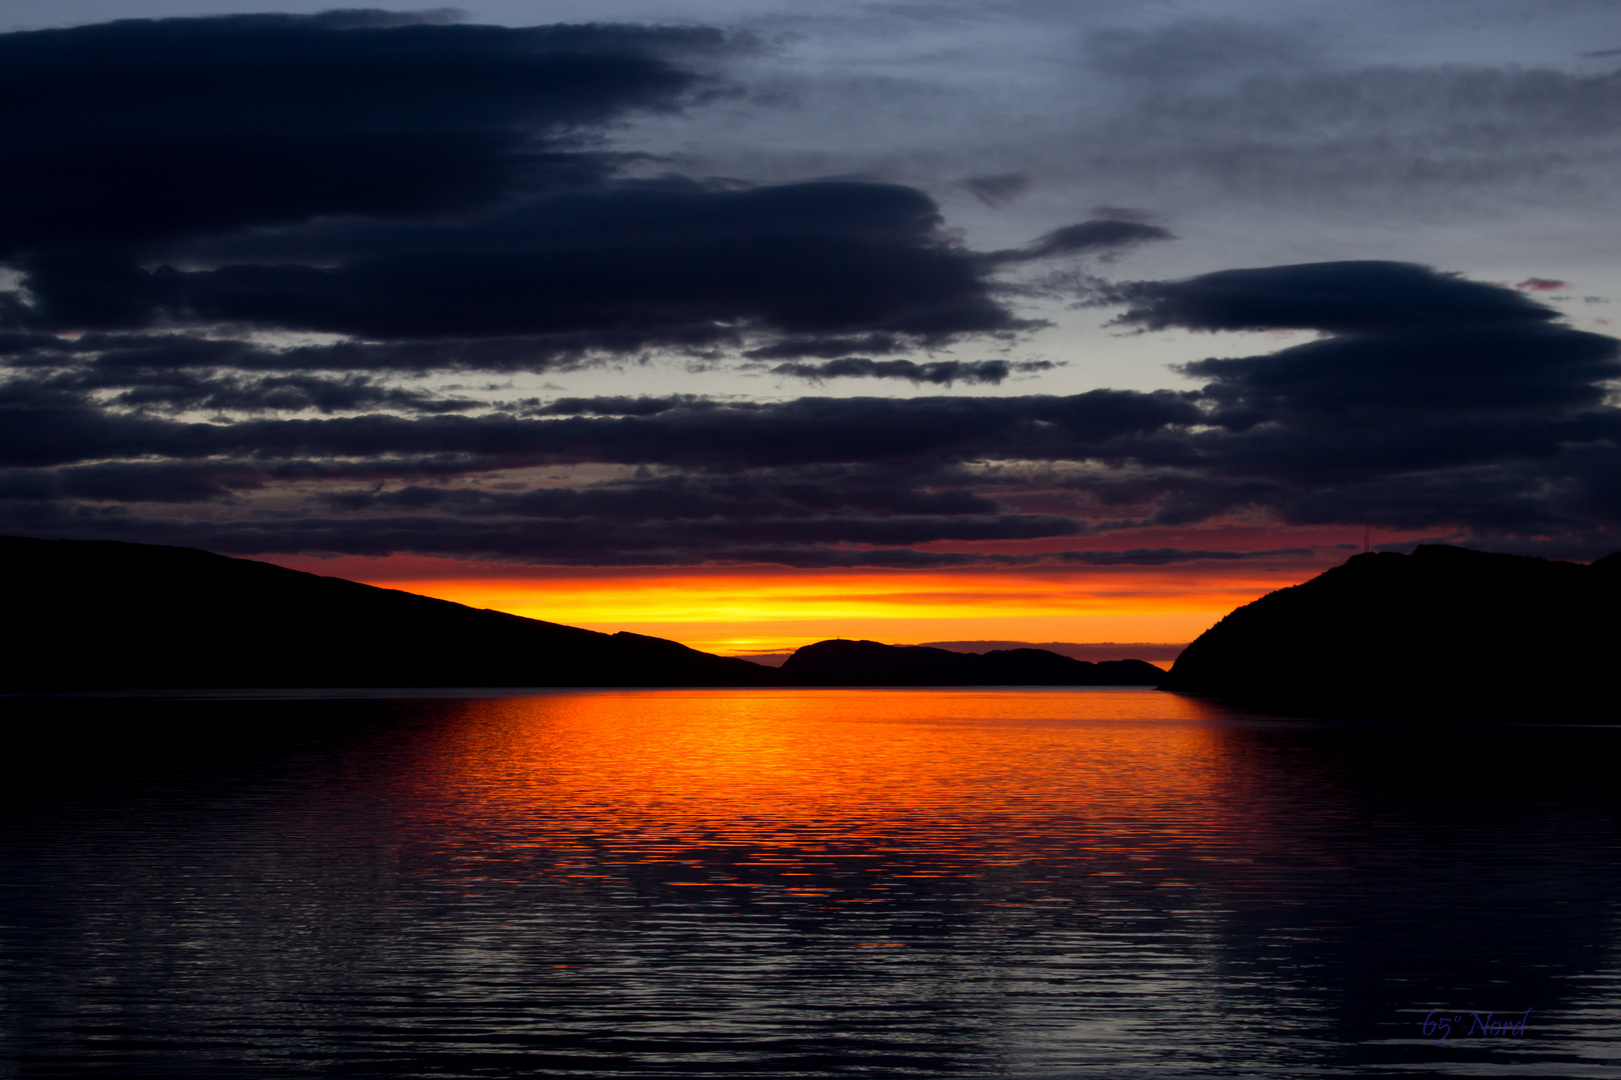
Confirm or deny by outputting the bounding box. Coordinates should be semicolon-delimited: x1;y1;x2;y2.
2;689;1618;1078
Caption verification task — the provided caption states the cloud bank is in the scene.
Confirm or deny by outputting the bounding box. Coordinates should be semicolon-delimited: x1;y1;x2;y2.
0;13;1615;568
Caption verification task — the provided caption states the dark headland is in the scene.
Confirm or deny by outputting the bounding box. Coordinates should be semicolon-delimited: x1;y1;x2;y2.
0;537;1163;690
1159;544;1620;721
1;536;774;689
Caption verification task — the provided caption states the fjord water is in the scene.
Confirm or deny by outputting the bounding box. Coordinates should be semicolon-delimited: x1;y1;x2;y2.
2;690;1618;1078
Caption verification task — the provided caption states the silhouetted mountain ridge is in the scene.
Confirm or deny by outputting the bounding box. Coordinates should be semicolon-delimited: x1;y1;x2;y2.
1;536;774;689
2;537;1170;691
1159;544;1620;720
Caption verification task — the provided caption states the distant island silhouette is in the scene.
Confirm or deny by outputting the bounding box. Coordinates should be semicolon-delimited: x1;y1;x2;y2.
1159;544;1620;720
1;537;1167;691
917;640;1187;664
779;639;1164;686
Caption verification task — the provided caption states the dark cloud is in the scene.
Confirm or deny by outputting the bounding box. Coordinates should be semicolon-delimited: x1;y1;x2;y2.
997;220;1175;262
1058;547;1317;566
0;462;267;504
0;389;1202;470
1186;323;1617;430
768;358;1057;386
741;334;905;361
161;181;1030;342
321;471;1009;522
0;470;1336;567
2;362;477;415
110;374;478;416
0;8;1118;462
525;395;713;418
0;11;1135;399
1104;261;1556;333
1134;263;1619;446
0;499;1070;567
5;178;1054;351
0;14;721;255
1090;262;1621;540
3;259;1617;564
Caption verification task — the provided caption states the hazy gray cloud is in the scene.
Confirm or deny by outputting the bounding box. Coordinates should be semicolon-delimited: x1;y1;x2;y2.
1059;546;1317;566
641;9;1621;231
959;172;1033;207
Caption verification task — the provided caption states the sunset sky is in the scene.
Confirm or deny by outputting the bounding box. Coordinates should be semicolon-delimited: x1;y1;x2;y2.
2;1;1617;658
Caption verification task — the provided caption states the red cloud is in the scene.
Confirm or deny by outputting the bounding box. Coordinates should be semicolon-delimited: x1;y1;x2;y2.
1515;277;1569;292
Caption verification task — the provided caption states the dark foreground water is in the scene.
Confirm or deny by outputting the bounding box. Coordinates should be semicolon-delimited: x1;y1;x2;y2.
1;689;1618;1078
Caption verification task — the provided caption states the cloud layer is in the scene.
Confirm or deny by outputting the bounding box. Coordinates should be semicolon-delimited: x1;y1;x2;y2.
0;13;1615;568
4;259;1615;564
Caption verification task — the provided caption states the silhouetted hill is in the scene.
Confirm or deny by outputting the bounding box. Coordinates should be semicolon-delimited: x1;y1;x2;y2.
1159;544;1620;720
778;639;1165;686
0;536;774;690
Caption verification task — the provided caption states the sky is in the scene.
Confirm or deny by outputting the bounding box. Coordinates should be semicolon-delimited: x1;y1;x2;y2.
1;1;1617;659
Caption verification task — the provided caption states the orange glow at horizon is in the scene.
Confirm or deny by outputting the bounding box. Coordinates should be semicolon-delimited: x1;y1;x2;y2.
259;552;1341;657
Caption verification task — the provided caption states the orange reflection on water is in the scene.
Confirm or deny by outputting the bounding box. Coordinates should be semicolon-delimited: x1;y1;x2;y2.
391;689;1257;900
